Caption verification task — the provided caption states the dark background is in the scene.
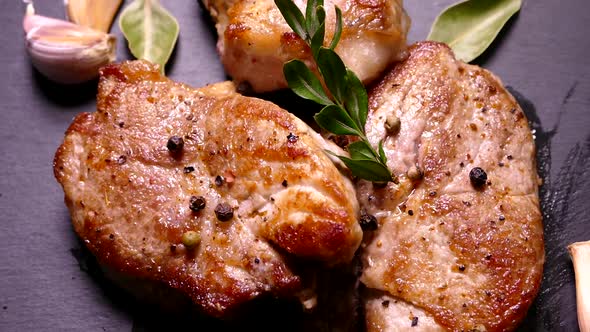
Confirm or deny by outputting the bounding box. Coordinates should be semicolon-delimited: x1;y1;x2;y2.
1;0;589;331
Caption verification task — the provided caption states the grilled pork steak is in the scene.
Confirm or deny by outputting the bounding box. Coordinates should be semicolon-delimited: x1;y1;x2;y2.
359;42;544;331
202;0;409;93
53;60;362;316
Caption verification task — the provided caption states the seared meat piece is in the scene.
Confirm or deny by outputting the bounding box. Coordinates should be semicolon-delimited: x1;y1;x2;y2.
53;60;362;316
203;0;409;93
358;42;544;331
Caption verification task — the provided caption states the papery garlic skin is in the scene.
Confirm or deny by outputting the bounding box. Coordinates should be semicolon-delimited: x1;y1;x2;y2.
24;5;116;84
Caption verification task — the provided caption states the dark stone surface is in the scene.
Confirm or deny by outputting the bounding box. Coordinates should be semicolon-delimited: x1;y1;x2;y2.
1;0;588;331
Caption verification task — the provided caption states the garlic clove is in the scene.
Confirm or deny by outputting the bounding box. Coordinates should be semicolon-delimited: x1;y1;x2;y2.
24;4;116;84
568;240;590;332
64;0;123;33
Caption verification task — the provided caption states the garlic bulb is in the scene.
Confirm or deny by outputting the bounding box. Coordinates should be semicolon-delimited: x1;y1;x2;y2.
24;4;116;84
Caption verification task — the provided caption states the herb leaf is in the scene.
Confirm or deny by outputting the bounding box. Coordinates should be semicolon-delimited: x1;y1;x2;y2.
316;47;347;104
119;0;179;73
328;7;342;50
335;156;393;182
378;141;387;164
284;59;332;105
348;141;378;160
305;0;324;39
310;18;325;59
344;69;368;130
305;0;319;35
315;105;362;136
427;0;522;62
275;0;307;41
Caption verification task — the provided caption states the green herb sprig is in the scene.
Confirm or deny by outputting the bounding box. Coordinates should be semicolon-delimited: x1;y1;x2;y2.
275;0;394;183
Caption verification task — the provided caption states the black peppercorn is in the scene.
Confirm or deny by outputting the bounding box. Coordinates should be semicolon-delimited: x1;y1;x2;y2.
411;316;418;327
359;211;378;231
287;133;299;143
167;136;184;152
215;175;225;186
282;180;288;187
215;203;234;221
469;167;488;188
189;196;206;212
184;166;195;173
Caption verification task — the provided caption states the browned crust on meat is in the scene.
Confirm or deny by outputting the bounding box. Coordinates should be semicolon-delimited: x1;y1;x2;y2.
54;60;361;316
360;42;544;331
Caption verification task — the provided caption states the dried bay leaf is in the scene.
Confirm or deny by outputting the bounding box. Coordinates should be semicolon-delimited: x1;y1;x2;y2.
427;0;522;63
119;0;179;73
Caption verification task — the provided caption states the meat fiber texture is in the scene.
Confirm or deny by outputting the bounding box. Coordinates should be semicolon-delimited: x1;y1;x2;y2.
359;42;544;332
202;0;410;92
53;60;362;317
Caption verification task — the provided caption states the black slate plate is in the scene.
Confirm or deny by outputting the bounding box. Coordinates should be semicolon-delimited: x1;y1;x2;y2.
1;0;589;331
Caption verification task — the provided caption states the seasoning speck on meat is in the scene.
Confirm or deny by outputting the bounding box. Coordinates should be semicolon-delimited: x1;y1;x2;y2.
166;135;184;152
214;203;234;221
359;211;378;231
407;165;423;181
189;196;206;212
469;167;488;188
287;133;298;143
182;231;201;248
385;114;401;135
